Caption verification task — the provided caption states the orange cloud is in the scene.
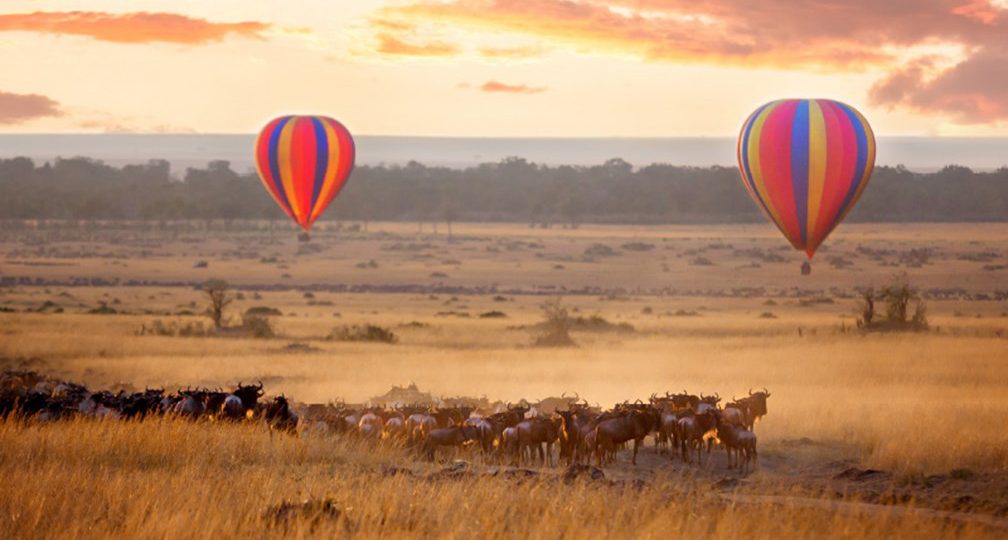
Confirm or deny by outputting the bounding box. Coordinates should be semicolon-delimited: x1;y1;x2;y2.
479;81;547;94
479;45;544;59
0;11;269;44
0;91;61;124
376;0;1008;120
376;33;460;56
870;48;1008;123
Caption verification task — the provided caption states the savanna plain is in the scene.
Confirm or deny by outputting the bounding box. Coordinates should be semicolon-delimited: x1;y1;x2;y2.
2;221;1008;539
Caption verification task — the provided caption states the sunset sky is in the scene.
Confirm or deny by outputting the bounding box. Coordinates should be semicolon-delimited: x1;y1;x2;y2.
2;0;1008;136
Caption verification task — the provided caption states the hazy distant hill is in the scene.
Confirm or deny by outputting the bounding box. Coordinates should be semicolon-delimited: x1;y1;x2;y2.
2;134;1008;173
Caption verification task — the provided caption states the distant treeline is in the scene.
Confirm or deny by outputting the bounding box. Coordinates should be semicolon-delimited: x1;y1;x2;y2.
1;156;1006;224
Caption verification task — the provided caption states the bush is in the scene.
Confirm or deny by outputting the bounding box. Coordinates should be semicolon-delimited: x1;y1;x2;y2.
857;274;928;332
241;315;276;339
479;311;508;318
533;298;576;347
328;324;398;343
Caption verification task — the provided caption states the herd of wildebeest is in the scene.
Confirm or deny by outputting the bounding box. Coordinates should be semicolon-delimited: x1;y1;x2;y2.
0;370;769;473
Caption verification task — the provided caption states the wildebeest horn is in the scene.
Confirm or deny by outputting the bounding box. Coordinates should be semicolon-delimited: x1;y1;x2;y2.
764;387;770;397
256;380;263;390
714;392;719;400
561;391;568;399
749;388;753;396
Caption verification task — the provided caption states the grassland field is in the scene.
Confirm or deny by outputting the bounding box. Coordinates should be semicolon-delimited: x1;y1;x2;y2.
2;221;1008;538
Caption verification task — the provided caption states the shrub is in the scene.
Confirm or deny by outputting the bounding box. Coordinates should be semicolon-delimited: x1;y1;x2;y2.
479;311;508;318
533;298;576;347
328;324;398;343
241;315;276;339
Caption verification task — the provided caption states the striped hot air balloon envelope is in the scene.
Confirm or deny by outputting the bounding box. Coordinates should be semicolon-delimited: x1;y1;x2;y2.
737;99;875;259
254;115;355;231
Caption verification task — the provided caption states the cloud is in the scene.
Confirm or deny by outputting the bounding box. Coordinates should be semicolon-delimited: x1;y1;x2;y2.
374;0;1008;120
870;47;1008;123
0;91;62;124
0;11;269;44
375;33;460;56
478;80;547;94
479;45;545;59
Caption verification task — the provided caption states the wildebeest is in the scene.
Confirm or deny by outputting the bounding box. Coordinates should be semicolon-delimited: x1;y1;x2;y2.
677;408;719;465
716;420;758;473
515;416;561;466
735;388;771;431
423;425;479;461
261;395;298;433
172;389;206;419
593;408;657;467
222;382;264;420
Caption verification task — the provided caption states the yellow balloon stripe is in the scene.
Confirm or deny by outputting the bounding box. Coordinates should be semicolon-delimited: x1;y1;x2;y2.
308;119;343;224
806;100;828;249
746;102;789;242
277;117;302;224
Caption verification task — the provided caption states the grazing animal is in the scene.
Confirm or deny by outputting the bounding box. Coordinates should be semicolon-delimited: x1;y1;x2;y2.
423;425;478;461
716;421;758;473
593;409;657;467
172;389;206;419
516;416;561;466
677;409;719;465
261;395;298;433
231;382;265;418
358;411;384;439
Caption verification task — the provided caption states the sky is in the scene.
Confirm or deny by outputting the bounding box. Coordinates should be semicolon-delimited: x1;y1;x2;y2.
2;0;1008;137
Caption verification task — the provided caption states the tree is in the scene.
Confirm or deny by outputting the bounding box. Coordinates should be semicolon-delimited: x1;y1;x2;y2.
203;279;233;329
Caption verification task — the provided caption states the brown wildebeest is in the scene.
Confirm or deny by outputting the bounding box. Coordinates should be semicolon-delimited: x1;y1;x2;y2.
721;399;747;428
463;417;495;454
677;408;718;465
423;425;479;461
557;405;598;465
737;388;771;430
593;409;657;467
716;421;758;473
358;410;384;439
516;416;561;466
261;395;298;433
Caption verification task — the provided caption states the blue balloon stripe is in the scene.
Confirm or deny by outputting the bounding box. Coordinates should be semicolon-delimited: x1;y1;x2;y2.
309;117;329;215
790;100;810;247
267;116;294;216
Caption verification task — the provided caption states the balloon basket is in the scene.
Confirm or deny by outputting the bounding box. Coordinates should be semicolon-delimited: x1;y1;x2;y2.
297;232;311;243
800;261;812;275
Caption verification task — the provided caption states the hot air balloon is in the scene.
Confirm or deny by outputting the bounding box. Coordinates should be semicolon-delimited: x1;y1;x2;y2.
254;115;355;232
736;99;875;263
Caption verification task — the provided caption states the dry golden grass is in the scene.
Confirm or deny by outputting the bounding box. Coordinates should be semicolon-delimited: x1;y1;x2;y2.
3;222;1008;538
1;417;1003;540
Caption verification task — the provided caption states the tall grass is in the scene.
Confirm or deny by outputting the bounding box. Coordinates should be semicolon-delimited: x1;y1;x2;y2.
0;418;1001;540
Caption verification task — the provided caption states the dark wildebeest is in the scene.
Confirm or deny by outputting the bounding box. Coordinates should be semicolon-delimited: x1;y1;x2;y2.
222;382;264;421
594;408;657;467
423;425;479;461
677;408;719;465
463;416;496;454
557;404;597;465
172;388;206;419
262;395;298;433
516;416;561;466
716;420;758;473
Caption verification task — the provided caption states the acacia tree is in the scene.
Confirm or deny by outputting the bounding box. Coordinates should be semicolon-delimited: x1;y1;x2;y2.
203;279;233;329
